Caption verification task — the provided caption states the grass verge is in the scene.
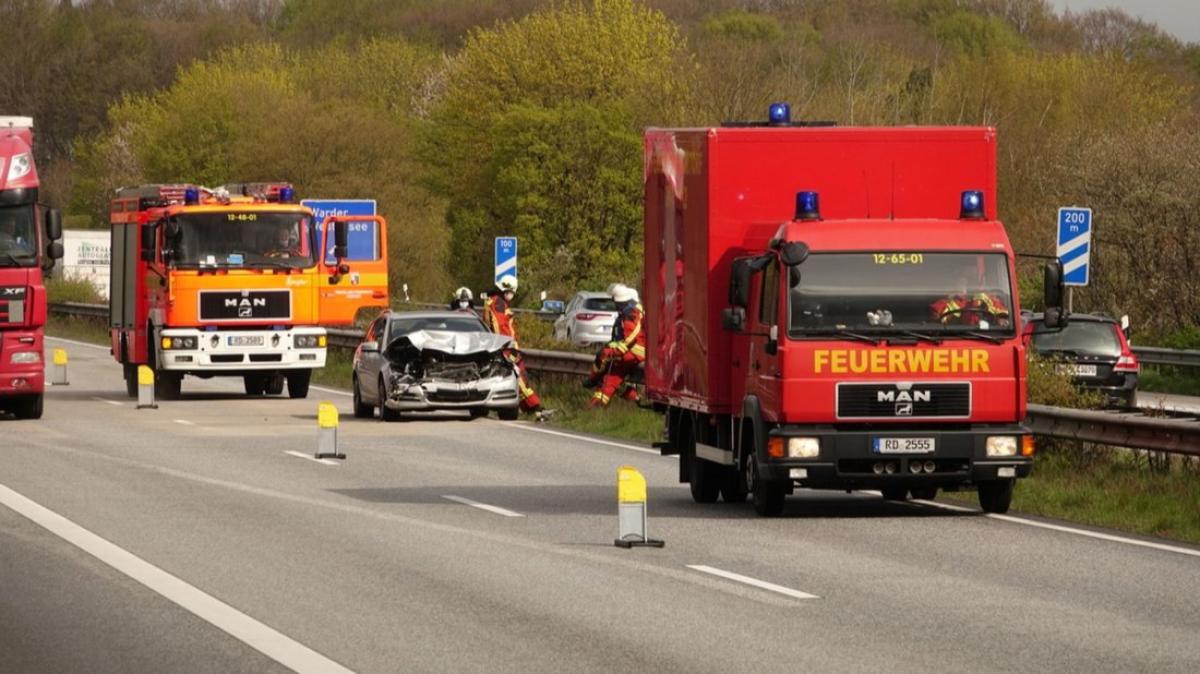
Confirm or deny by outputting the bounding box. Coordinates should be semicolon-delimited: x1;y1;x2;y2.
1138;367;1200;397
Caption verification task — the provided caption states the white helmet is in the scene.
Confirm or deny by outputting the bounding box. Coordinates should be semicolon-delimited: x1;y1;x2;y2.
497;275;518;293
455;286;473;301
612;285;637;303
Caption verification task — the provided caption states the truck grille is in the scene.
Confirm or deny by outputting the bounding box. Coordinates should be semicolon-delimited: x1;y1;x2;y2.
198;290;291;321
837;382;970;419
0;286;27;323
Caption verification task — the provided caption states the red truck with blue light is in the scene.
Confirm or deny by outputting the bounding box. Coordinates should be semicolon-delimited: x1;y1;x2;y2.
0;116;63;419
644;107;1067;516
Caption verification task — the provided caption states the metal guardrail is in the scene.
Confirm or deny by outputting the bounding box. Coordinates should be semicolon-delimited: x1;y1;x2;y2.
1132;346;1200;369
45;301;1200;456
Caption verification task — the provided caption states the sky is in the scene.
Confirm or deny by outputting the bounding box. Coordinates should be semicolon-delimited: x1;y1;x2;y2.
1050;0;1200;44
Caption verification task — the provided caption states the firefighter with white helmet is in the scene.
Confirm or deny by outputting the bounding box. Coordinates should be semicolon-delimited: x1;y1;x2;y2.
585;283;645;406
483;275;551;420
449;286;474;312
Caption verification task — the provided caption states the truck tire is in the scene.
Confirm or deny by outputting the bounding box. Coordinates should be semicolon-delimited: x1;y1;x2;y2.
689;457;722;504
266;373;286;396
156;371;182;400
748;458;786;517
880;486;909;501
352;377;374;418
244;375;266;396
13;394;43;420
286;370;311;399
977;479;1015;513
124;364;138;398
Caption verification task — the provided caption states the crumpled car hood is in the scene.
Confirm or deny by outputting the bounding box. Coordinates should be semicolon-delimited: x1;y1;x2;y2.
385;330;512;360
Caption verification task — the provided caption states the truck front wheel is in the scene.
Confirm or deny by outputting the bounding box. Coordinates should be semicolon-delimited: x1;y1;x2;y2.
155;371;182;400
746;456;785;516
123;364;138;398
286;370;311;399
977;479;1014;513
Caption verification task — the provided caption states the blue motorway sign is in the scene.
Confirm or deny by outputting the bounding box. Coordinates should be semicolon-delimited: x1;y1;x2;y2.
495;236;517;284
1056;207;1092;287
302;199;378;262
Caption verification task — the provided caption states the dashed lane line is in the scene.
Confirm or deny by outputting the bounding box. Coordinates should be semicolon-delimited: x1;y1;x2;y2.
686;565;819;600
283;450;341;467
442;495;525;518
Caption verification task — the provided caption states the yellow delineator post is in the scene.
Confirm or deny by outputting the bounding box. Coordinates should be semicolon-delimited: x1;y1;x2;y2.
136;365;156;409
315;402;344;459
51;348;69;386
614;465;664;548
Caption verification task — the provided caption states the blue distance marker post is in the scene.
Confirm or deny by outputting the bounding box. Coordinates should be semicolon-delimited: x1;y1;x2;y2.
495;236;517;284
1056;207;1092;312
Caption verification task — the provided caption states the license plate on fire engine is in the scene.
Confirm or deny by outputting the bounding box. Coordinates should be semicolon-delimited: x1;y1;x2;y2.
227;335;264;347
872;437;936;454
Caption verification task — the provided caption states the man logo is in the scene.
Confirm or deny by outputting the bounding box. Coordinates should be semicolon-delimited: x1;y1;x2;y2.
877;389;932;403
224;298;267;309
238;306;253;318
895;402;914;416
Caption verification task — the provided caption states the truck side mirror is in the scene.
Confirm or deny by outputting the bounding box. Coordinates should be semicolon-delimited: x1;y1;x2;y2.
729;260;752;308
333;221;349;260
140;223;157;263
1043;260;1065;312
780;241;809;266
765;324;779;355
44;208;63;241
46;241;63;261
721;307;745;332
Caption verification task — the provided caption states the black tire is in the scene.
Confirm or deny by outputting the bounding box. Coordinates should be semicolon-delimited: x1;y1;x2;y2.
243;375;265;396
748;460;786;517
379;377;402;421
978;479;1015;513
123;364;138;398
497;408;519;421
910;486;938;501
13;394;43;419
720;464;748;503
286;370;311;399
266;373;285;396
468;407;488;419
351;377;373;418
155;371;182;400
689;458;722;504
880;486;909;501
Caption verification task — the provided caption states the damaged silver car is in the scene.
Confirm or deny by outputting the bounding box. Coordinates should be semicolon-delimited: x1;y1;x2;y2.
352;311;520;421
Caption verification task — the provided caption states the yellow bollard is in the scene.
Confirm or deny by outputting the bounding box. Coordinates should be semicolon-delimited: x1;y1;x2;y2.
136;365;157;409
51;348;69;386
614;465;664;548
315;401;344;459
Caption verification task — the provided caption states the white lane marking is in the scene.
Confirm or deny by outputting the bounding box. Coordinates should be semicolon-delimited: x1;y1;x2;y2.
173;419;195;426
283;451;341;467
92;397;122;407
505;422;669;457
686;565;819;600
442;495;525;518
310;384;351;398
45;336;108;351
0;483;355;674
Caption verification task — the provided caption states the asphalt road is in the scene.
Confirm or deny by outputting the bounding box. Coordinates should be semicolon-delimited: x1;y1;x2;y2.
2;336;1199;673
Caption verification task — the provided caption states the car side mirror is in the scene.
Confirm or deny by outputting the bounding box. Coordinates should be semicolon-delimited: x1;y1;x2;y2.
721;307;745;332
44;207;63;241
360;341;379;353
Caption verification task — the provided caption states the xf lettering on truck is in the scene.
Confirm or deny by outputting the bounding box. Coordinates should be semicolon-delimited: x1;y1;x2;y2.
813;349;990;374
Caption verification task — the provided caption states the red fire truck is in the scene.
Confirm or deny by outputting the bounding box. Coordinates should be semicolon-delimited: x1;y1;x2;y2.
644;109;1065;516
109;183;388;399
0;116;63;419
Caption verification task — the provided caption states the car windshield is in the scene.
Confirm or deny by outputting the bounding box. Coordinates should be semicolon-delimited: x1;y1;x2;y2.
1031;321;1121;358
789;252;1015;337
167;211;315;268
389;316;488;336
583;297;617;311
0;204;37;267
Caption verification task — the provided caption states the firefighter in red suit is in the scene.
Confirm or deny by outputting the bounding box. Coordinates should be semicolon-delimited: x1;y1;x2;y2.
483;275;550;421
588;285;646;407
930;270;1012;327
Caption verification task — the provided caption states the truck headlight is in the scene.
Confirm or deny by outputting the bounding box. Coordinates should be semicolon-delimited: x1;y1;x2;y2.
295;335;325;348
6;152;31;181
162;336;197;350
787;437;820;458
986;436;1018;457
10;351;40;364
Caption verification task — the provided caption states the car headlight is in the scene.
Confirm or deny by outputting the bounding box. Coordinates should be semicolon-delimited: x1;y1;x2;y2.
10;351;40;364
986;436;1018;457
787;437;820;458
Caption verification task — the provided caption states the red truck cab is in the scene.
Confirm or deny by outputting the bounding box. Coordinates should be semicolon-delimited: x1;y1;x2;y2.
645;117;1064;516
0;116;63;419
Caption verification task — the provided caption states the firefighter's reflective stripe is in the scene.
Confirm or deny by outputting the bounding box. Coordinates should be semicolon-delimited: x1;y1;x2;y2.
591;391;610;405
937;298;963;322
976;293;1009;316
630;344;646;359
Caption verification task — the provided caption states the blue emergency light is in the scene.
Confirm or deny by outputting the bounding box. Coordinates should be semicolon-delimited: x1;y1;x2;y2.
768;102;791;125
794;191;821;220
279;185;295;203
960;190;985;219
184;187;200;205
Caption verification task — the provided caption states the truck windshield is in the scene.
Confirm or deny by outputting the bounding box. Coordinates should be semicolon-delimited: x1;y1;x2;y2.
788;252;1015;337
0;204;37;267
167;212;315;269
